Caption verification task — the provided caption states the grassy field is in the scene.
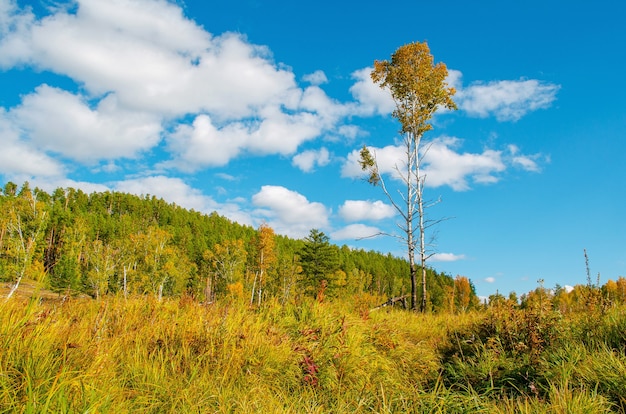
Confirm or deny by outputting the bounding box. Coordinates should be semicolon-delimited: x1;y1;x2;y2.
1;286;625;413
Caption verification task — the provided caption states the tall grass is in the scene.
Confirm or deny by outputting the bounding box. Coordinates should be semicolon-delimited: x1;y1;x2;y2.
1;295;625;413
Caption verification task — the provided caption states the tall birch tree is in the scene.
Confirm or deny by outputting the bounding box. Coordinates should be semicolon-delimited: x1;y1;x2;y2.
1;184;48;300
250;223;276;306
360;42;457;311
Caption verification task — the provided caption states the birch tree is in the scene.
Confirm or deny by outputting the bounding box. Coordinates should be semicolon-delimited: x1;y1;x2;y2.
1;184;48;300
360;42;457;311
131;226;189;300
250;223;276;306
85;238;118;299
203;239;247;303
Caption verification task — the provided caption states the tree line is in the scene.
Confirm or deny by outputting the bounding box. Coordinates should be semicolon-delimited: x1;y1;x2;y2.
0;181;478;311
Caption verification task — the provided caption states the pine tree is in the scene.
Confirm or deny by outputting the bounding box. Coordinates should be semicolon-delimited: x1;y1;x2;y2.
299;229;339;299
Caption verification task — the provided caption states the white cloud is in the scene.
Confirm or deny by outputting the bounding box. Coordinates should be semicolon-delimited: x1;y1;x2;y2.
163;108;325;171
247;105;324;154
446;69;463;92
347;66;559;123
215;172;237;181
348;67;395;116
341;144;406;179
0;1;36;67
455;74;560;121
1;0;350;173
339;200;395;222
431;253;466;262
2;1;295;119
336;125;361;140
484;277;496;283
0;0;558;184
13;85;161;163
299;85;350;125
512;155;540;172
507;144;543;172
0;108;64;177
302;70;328;85
292;147;330;172
342;138;515;191
421;137;506;190
252;185;329;238
331;223;381;241
163;115;247;170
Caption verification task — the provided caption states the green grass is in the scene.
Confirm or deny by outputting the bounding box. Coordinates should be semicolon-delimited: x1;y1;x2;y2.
0;294;624;413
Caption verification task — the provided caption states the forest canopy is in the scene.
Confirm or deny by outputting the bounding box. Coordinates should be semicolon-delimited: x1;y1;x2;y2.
0;181;476;311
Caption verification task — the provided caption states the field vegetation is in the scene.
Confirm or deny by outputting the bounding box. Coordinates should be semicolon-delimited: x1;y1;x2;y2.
1;289;626;413
2;182;626;412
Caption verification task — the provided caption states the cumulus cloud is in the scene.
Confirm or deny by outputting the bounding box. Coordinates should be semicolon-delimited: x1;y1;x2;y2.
0;1;36;66
163;115;248;170
484;277;496;283
454;73;560;121
331;223;381;241
0;0;361;175
342;135;548;191
342;138;538;191
349;67;395;116
431;253;466;262
302;70;328;85
292;147;330;172
0;108;64;177
13;85;161;162
446;69;464;92
163;108;327;171
341;144;406;179
0;0;559;183
1;1;295;119
348;66;558;123
421;137;506;190
252;185;329;238
338;199;395;222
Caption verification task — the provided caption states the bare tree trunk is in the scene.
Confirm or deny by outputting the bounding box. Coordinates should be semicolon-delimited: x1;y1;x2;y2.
205;274;213;305
407;133;419;310
257;268;263;306
123;265;129;299
250;271;257;305
418;175;427;312
407;203;417;310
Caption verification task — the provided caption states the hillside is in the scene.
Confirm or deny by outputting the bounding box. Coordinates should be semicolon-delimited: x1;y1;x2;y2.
0;181;477;311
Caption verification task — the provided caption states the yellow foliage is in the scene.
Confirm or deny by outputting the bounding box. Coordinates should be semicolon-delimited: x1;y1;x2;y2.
27;259;46;283
227;282;244;298
371;41;457;137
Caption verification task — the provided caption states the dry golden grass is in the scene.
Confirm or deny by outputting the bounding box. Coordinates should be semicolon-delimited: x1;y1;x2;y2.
0;290;623;413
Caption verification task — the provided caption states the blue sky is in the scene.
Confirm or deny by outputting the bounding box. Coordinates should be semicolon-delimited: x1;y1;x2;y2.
1;0;624;299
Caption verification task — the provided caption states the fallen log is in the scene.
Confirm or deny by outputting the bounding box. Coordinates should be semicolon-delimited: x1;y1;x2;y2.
371;294;409;311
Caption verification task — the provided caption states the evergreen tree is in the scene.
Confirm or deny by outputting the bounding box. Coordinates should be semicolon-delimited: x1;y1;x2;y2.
299;229;339;299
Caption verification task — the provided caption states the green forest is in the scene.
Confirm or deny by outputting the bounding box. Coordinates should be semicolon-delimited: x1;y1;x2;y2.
0;181;477;311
